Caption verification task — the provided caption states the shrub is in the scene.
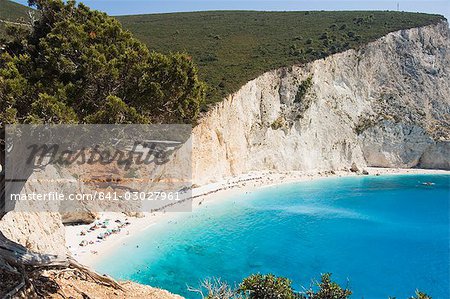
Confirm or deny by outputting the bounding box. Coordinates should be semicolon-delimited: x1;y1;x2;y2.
289;44;303;56
271;116;285;130
188;278;246;299
353;17;364;25
295;76;313;104
319;32;328;40
303;273;352;299
409;290;432;299
240;273;297;299
201;53;219;62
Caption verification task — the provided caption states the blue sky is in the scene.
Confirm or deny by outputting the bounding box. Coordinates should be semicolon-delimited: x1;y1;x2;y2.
13;0;450;21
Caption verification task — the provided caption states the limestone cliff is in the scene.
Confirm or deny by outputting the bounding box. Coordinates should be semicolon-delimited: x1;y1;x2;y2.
0;166;68;255
0;165;99;254
193;21;450;184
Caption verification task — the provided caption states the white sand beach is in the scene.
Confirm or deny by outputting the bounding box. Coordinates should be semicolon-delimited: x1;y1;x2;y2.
66;167;449;267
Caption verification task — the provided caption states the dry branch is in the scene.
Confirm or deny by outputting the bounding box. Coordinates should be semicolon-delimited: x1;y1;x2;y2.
0;231;123;298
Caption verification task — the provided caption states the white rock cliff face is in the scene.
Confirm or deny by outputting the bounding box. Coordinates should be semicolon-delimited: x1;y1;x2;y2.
193;21;450;184
0;166;69;254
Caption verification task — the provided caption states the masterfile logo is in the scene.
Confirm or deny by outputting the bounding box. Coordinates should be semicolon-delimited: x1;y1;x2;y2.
3;124;193;213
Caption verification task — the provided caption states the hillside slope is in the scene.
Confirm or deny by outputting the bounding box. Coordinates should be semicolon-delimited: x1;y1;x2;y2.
118;11;445;105
0;0;30;20
0;0;32;37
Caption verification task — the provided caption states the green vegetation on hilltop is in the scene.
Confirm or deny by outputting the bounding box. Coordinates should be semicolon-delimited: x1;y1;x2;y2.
117;11;445;106
0;0;32;38
0;0;31;21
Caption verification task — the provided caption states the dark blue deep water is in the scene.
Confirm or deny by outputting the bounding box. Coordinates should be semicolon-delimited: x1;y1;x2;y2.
95;175;450;299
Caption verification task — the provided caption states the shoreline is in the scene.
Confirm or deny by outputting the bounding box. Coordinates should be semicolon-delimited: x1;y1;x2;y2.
65;167;449;268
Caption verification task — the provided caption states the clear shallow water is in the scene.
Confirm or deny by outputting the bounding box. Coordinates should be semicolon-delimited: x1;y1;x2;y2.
95;175;450;299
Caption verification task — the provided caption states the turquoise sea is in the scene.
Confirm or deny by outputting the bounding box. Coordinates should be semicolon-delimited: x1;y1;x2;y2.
95;174;450;298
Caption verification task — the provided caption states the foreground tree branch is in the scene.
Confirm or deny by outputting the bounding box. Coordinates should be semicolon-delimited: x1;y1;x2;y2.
0;231;123;298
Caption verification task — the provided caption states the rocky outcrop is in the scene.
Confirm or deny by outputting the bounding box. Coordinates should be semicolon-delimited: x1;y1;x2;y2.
0;165;101;253
192;21;450;185
359;121;434;168
60;209;98;225
0;166;68;255
418;141;450;169
0;211;66;255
